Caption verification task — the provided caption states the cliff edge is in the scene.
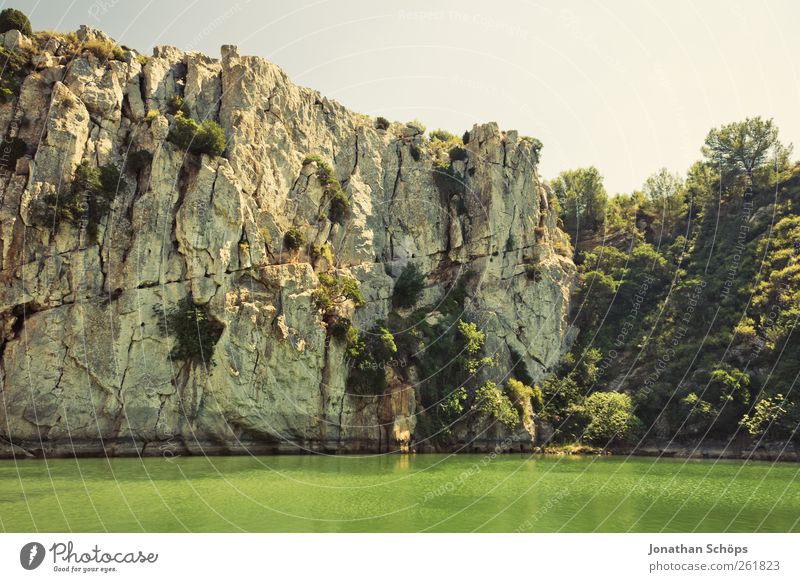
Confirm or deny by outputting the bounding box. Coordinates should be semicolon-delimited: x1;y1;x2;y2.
0;27;575;457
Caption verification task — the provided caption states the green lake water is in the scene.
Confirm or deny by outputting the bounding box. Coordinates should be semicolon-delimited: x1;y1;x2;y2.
0;454;797;532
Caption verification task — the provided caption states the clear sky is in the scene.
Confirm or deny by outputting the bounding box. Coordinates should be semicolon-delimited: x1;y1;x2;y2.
7;0;800;194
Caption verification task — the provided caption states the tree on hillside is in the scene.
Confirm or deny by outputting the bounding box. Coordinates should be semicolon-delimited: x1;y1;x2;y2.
643;168;687;231
702;117;791;184
643;168;682;202
550;167;608;233
0;8;32;35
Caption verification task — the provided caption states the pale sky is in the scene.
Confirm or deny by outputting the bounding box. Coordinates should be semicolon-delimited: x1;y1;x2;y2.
7;0;800;195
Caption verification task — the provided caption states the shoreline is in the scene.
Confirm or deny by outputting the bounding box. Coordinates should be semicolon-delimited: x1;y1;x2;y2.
1;439;797;462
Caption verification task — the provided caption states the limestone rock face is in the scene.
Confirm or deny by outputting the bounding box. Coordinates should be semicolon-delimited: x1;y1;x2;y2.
0;30;575;457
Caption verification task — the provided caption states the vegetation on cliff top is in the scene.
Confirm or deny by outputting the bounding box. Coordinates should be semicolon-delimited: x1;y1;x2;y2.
0;8;32;35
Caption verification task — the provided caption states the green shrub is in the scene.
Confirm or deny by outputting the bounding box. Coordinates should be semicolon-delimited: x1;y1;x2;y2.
29;161;123;239
125;149;152;173
430;129;457;142
168;115;200;150
328;316;367;361
739;394;794;440
310;242;335;265
428;131;468;199
313;272;365;311
303;155;349;223
99;163;122;193
283;227;306;251
474;380;519;428
155;295;223;365
346;325;397;395
375;116;390;130
393;263;425;308
0;46;33;102
509;348;534;386
462;130;470;145
0;8;32;35
0;136;26;170
327;314;353;340
329;189;349;223
507;378;544;412
83;38;126;62
573;391;640;445
168;95;190;116
167;114;226;157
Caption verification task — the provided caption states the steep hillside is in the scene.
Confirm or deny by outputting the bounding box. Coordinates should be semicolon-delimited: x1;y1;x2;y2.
0;26;575;457
548;156;800;457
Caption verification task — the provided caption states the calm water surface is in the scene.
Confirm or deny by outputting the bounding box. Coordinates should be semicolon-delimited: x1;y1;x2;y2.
0;454;797;532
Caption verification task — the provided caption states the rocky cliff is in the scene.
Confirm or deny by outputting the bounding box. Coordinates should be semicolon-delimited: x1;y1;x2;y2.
0;26;575;457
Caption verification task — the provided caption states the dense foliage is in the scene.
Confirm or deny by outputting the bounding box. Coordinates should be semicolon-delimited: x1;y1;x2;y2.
544;116;800;448
303;155;349;223
29;161;123;239
167;113;226;157
283;227;306;251
0;8;32;35
155;295;224;365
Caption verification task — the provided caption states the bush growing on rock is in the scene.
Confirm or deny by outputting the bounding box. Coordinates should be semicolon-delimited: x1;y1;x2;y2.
474;380;519;428
0;46;33;102
310;242;335;266
0;8;32;35
507;378;544;412
29;161;123;239
283;227;306;251
375;116;390;130
346;325;397;396
572;391;640;446
328;189;349;223
155;295;224;365
168;95;190;116
313;272;365;311
303;154;349;224
83;38;126;62
428;130;467;198
430;129;457;142
167;114;226;157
